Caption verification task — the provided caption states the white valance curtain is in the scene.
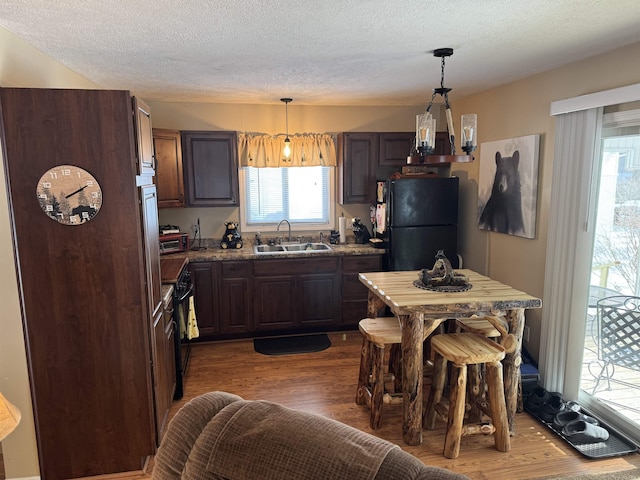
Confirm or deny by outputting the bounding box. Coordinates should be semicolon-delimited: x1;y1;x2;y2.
237;133;337;168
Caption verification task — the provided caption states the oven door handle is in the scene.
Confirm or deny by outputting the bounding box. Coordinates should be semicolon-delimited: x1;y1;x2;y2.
177;284;194;303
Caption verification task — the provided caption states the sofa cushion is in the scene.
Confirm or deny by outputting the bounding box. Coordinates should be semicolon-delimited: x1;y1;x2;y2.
153;391;243;479
205;400;397;480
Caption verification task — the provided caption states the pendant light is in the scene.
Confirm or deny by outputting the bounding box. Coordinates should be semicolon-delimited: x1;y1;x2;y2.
410;48;476;165
281;98;292;159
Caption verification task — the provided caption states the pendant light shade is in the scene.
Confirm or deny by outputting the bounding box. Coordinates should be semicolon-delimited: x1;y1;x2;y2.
281;98;292;159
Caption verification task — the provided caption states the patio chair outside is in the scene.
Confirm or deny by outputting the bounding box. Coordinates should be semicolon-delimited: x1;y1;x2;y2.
591;296;640;394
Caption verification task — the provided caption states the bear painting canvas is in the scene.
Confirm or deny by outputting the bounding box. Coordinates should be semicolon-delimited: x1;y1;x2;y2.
477;135;540;238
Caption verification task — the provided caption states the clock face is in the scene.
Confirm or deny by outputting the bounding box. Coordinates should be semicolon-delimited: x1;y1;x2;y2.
36;165;103;225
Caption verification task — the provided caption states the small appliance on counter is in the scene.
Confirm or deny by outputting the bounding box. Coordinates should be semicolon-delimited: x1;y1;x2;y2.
159;225;190;254
160;224;180;235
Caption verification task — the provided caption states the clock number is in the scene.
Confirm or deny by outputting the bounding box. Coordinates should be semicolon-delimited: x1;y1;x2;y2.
45;205;53;212
42;181;52;189
61;168;71;176
38;193;47;200
48;171;58;179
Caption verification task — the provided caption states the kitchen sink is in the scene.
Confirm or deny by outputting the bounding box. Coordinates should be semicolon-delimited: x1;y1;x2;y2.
254;243;332;254
254;244;286;253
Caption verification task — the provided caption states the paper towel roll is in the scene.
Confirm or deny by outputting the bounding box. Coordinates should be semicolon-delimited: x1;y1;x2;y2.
339;216;347;243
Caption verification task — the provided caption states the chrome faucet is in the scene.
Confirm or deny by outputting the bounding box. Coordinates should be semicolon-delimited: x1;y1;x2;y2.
277;219;292;242
319;231;324;243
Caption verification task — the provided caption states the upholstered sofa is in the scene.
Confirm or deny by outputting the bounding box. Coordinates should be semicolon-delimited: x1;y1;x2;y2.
153;391;469;480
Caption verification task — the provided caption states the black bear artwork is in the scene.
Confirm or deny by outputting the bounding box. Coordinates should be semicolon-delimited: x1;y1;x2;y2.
479;150;525;236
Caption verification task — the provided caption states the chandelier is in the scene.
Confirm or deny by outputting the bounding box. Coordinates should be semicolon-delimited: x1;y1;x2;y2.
411;48;477;164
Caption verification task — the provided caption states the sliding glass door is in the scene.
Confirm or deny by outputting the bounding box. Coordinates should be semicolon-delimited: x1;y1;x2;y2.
577;109;640;440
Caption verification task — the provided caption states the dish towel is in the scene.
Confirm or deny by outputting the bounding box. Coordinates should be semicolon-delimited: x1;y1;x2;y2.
187;296;199;339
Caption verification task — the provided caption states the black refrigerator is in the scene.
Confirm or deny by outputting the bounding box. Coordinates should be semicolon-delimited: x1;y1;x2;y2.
382;176;459;271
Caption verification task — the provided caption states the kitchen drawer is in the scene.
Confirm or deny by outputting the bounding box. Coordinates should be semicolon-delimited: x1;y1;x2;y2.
253;257;338;276
222;260;250;277
342;255;382;273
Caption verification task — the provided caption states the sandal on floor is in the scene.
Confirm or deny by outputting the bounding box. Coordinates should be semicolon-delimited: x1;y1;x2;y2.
553;410;599;430
562;419;610;443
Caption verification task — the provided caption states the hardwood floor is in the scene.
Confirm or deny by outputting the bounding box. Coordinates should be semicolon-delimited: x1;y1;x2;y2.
2;331;639;480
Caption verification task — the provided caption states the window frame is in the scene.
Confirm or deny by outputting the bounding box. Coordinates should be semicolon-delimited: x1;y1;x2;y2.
238;165;336;234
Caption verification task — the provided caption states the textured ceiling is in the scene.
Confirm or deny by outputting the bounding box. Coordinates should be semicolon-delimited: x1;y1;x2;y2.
1;0;640;105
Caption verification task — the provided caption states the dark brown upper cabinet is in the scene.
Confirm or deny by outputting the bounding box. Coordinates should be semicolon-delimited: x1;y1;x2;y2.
378;132;415;167
337;132;379;204
153;128;185;208
338;132;415;204
181;131;239;207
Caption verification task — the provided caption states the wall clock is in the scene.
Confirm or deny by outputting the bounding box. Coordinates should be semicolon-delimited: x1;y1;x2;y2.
36;165;103;225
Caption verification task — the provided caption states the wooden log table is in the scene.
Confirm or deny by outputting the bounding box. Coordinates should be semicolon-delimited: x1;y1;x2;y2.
357;269;542;446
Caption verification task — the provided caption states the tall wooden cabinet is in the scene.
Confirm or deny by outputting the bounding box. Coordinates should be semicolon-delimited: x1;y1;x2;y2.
0;88;161;480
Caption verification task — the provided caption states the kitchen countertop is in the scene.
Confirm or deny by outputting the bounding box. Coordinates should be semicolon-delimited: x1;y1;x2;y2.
160;256;189;283
161;241;384;262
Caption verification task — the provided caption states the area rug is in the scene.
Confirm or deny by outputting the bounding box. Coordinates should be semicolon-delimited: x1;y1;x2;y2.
536;467;640;480
253;334;331;356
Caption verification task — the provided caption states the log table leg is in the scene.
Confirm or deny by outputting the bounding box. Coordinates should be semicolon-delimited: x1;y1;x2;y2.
367;290;386;318
503;308;525;435
400;313;424;446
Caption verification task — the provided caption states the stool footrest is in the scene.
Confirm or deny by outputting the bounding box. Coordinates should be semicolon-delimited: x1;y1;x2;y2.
462;422;496;437
383;393;403;405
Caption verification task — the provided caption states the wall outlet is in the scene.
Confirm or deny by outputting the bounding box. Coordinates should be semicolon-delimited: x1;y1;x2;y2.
523;325;530;343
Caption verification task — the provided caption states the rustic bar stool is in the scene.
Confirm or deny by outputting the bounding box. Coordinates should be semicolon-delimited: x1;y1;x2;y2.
424;332;510;459
456;315;521;414
355;317;433;429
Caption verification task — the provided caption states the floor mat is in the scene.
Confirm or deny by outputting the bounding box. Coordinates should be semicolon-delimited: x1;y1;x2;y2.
254;334;331;356
524;405;638;459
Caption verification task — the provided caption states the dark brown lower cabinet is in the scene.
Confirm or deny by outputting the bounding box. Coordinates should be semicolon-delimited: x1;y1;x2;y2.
219;261;253;335
341;255;383;327
253;257;340;332
189;255;382;340
189;262;220;337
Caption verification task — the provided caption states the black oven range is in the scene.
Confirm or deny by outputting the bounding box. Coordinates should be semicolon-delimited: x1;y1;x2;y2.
160;257;193;399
